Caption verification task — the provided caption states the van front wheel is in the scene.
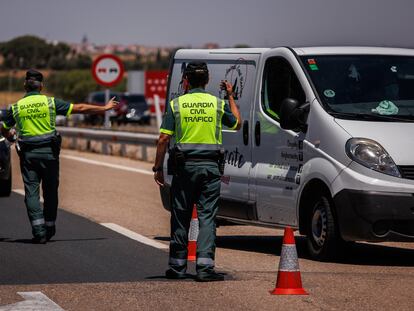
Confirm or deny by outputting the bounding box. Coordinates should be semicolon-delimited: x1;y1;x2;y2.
306;195;340;261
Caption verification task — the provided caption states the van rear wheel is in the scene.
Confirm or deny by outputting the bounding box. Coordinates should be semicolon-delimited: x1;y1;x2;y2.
306;195;340;261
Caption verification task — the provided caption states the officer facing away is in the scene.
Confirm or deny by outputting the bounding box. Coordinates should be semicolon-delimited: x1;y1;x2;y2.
153;62;241;281
0;69;119;244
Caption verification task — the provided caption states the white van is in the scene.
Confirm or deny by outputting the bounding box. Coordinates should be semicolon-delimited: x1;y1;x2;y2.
160;47;414;260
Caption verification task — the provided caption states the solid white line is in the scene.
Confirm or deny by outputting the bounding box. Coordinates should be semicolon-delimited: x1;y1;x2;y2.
60;154;153;176
101;223;169;250
0;292;64;311
13;189;44;203
13;190;167;250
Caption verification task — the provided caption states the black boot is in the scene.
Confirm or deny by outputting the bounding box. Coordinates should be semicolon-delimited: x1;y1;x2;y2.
32;236;47;244
165;269;187;280
196;271;225;282
46;226;56;241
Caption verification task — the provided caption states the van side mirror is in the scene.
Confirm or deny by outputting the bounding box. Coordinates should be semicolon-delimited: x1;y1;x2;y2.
280;98;310;133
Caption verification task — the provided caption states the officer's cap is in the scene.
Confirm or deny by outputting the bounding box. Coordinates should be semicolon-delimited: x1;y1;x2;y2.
25;69;43;82
185;62;209;75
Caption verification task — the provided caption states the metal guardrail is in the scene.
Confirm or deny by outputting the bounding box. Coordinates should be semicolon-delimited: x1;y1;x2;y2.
57;127;159;161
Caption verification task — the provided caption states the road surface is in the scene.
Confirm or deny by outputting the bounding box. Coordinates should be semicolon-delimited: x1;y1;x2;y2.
0;149;413;310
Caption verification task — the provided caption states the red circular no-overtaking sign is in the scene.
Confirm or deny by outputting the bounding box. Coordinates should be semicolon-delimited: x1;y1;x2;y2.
92;54;124;87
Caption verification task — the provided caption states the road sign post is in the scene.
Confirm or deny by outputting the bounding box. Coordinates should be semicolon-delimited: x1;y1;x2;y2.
91;54;124;128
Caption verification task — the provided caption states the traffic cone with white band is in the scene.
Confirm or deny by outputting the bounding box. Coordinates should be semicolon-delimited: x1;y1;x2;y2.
270;227;308;295
187;205;199;261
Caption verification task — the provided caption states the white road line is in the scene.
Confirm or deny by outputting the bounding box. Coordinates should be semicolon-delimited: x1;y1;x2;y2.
101;223;169;250
0;292;64;311
13;189;44;203
13;190;166;251
60;154;153;176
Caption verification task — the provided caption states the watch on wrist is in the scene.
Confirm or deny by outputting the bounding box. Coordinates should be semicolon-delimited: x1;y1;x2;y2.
152;166;162;172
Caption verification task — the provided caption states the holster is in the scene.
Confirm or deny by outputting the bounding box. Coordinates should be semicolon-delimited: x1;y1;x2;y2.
167;147;185;176
218;149;225;175
50;133;62;157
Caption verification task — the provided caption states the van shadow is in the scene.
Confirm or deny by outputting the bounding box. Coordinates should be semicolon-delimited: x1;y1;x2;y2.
215;235;414;267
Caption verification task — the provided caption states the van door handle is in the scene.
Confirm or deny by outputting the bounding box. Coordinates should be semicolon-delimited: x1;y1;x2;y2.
243;120;249;145
255;121;261;146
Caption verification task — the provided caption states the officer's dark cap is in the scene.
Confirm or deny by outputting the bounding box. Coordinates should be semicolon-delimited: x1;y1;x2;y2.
185;62;209;75
25;69;43;82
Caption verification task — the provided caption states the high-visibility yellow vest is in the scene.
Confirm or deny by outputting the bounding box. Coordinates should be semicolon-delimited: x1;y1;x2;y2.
12;95;56;141
171;92;225;151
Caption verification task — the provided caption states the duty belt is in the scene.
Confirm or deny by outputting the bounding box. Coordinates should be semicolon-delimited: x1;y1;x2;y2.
185;154;219;163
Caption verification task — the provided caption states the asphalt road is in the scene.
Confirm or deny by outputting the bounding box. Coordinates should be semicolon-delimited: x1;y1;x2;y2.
1;149;414;311
0;193;169;285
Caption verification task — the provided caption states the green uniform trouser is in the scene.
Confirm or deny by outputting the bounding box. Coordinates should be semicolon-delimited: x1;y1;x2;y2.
19;149;59;238
169;161;221;275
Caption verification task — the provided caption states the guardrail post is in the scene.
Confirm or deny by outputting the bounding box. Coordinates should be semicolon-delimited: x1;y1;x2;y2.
120;143;126;157
71;137;77;149
142;145;148;162
102;142;108;155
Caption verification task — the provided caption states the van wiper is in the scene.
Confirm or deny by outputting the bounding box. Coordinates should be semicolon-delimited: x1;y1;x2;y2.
330;112;414;122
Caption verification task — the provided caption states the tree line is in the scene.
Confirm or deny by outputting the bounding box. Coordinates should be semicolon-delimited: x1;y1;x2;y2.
0;35;92;70
0;35;173;71
0;35;171;102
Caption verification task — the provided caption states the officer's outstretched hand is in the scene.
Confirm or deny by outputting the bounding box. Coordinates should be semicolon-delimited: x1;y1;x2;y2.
154;171;164;187
104;96;120;110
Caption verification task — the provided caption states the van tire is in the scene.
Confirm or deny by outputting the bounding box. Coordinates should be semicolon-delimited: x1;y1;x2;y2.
306;195;340;261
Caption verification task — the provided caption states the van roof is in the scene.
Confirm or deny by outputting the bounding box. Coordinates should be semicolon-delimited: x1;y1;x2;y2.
293;46;414;56
175;46;414;58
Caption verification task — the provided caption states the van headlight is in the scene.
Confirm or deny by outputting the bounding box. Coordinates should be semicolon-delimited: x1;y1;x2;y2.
346;138;401;178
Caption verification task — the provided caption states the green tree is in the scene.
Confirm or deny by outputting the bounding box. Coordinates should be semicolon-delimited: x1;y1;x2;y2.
46;70;126;103
0;35;73;70
46;70;99;102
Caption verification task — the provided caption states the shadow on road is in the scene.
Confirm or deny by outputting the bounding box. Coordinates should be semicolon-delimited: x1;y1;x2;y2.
0;237;107;244
216;235;414;267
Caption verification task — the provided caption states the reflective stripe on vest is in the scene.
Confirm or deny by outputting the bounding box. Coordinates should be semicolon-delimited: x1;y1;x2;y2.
12;95;56;138
171;93;224;151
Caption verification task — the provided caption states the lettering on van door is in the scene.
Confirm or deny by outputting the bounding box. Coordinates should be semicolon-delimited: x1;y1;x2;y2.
221;59;248;100
220;148;246;185
281;139;304;162
265;164;301;184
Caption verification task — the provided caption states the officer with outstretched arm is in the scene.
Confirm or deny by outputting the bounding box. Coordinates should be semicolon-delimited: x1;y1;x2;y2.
153;62;241;282
0;69;119;244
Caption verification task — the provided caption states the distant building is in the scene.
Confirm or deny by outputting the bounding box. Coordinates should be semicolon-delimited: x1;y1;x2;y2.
203;43;220;49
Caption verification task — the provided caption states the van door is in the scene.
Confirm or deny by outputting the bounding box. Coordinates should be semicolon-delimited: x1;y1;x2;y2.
251;52;309;226
168;54;260;220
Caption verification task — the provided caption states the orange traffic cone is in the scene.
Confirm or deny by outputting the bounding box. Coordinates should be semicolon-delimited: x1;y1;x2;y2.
187;205;198;261
270;227;308;295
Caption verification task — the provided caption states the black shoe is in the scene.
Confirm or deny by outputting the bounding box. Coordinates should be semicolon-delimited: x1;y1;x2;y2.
32;236;47;244
196;271;225;282
165;269;187;280
46;226;56;241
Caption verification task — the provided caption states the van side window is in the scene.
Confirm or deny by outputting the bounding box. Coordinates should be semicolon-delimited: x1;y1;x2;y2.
262;57;306;121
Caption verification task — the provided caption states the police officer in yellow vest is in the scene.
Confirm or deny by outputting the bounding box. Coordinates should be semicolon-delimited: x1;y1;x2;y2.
153;62;241;281
1;69;119;244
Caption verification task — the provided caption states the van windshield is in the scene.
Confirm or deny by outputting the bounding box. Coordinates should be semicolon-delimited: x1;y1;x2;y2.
301;55;414;121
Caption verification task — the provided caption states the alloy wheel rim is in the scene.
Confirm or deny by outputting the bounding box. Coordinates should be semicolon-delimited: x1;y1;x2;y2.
311;204;327;247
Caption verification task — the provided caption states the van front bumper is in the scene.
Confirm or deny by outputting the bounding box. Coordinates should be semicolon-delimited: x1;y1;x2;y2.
334;189;414;241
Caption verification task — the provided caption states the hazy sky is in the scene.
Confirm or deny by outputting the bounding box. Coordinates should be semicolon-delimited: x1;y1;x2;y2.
0;0;413;48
